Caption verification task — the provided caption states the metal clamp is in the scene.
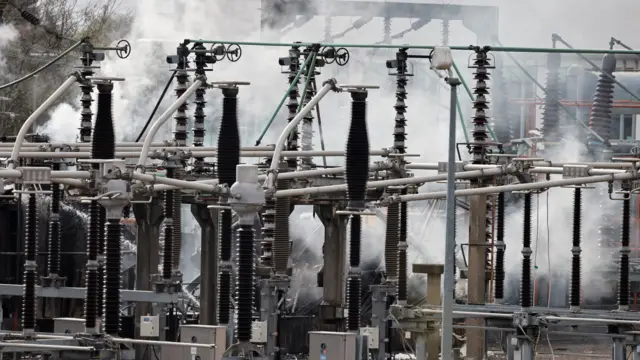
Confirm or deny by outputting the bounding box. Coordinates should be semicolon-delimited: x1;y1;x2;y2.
79;190;124;204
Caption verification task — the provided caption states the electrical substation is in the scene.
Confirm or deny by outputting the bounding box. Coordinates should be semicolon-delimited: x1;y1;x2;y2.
3;0;640;359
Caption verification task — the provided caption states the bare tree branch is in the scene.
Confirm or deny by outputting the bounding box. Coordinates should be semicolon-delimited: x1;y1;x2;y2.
0;0;132;137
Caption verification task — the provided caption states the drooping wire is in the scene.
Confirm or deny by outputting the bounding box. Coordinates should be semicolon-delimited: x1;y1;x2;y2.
0;39;83;90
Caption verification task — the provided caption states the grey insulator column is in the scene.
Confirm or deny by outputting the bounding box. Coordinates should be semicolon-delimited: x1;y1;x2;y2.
541;53;562;145
470;48;492;164
173;43;190;147
397;194;408;304
21;193;38;335
588;54;616;145
284;46;301;169
273;174;291;275
79;42;95;143
299;47;318;169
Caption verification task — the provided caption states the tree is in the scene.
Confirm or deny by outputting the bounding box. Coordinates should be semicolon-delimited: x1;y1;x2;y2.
0;0;132;138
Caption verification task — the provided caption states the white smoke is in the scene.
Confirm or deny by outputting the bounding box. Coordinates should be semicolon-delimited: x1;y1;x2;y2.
32;0;640;305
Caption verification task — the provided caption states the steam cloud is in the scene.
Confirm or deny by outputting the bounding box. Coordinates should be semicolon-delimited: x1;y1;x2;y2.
36;0;640;304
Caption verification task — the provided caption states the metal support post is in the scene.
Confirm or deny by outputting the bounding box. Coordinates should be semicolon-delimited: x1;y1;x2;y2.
611;326;626;360
512;335;534;360
370;283;396;360
613;338;626;360
442;76;460;360
259;278;288;358
315;204;347;330
191;203;219;325
133;200;163;360
632;344;640;360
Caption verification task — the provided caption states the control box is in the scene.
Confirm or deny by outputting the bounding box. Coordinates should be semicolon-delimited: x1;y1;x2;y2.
359;327;379;349
140;315;160;337
251;321;268;343
161;325;226;360
309;331;356;360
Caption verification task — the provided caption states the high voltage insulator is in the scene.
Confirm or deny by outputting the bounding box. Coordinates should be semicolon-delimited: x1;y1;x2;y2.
485;196;493;275
162;168;175;281
97;206;106;319
172;184;183;274
46;163;62;278
22;194;38;334
346;90;370;209
344;88;370;332
492;66;513;144
192;42;207;147
103;219;122;335
85;200;101;332
92;82;116;160
494;192;505;303
216;85;241;324
347;216;362;331
470;49;492;164
283;46;301;168
619;186;631;309
79;42;95;143
260;198;275;269
235;224;256;341
588;54;617;144
85;82;115;333
274;176;291;275
383;17;391;44
570;187;582;309
392;49;409;155
542;53;562;144
520;192;533;308
300;47;319;169
397;188;408;304
385;202;400;280
173;43;190;147
441;19;450;45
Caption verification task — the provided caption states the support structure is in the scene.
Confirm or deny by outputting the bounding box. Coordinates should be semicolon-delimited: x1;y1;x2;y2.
315;204;347;330
191;204;219;326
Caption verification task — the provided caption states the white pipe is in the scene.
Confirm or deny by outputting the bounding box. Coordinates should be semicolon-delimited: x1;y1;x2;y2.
136;79;204;172
148;163;389;192
418;309;513;319
2;150;388;159
542;315;640;326
50;171;91;178
399;172;635;202
5;145;276;151
0;342;94;351
7;75;78;169
533;161;635;169
110;338;215;349
274;166;511;198
0;169;21;178
131;172;217;192
266;81;336;189
529;166;626;175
